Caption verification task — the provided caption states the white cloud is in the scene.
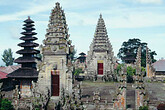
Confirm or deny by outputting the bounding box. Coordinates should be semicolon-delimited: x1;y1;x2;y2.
9;26;21;39
66;12;97;26
65;10;165;29
106;12;165;28
136;0;163;4
0;1;55;22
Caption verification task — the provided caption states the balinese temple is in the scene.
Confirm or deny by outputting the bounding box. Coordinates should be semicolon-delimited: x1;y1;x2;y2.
7;17;39;97
78;52;86;63
86;14;115;79
37;2;74;98
75;52;86;71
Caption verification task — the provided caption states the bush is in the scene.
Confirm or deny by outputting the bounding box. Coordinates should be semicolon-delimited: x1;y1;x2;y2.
114;64;123;75
127;66;135;83
0;98;13;110
74;68;83;76
139;106;149;110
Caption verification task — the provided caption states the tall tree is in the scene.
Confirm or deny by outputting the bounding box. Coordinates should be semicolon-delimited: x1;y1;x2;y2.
117;38;157;67
2;48;14;66
68;48;77;62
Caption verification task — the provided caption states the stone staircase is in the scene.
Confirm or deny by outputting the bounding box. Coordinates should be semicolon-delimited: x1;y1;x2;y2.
47;98;59;110
126;83;135;109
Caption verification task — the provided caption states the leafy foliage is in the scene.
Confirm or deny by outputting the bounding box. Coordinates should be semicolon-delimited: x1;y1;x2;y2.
74;68;83;76
68;49;77;62
139;106;149;110
117;38;157;67
114;64;123;75
127;66;136;83
2;48;14;66
35;52;42;60
0;98;13;110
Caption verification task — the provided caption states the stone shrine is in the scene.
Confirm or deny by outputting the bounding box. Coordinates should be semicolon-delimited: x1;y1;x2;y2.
86;14;116;80
37;2;74;99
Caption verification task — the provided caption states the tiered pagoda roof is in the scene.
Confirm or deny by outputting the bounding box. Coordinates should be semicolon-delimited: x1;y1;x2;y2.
7;17;39;79
77;52;86;63
92;14;113;53
79;52;86;56
42;2;72;55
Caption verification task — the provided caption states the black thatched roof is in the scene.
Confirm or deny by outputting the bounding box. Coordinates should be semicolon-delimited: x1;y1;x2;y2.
22;27;35;30
16;49;39;54
24;16;34;23
79;52;86;55
20;36;37;41
7;67;38;79
21;32;37;35
77;56;86;59
23;23;34;27
12;17;40;77
15;57;36;63
18;42;39;47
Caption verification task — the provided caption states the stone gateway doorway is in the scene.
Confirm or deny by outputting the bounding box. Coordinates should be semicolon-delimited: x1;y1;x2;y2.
97;61;103;75
51;70;60;96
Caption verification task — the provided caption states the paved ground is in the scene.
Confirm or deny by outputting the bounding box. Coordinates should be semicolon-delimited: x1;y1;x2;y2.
80;81;118;103
145;82;165;106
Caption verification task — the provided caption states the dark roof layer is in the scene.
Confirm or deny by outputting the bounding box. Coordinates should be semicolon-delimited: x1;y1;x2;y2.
18;42;39;47
15;57;36;63
79;52;86;55
23;24;34;27
22;27;35;31
21;32;37;35
16;49;39;54
7;67;38;78
77;56;86;59
20;36;38;41
24;17;34;23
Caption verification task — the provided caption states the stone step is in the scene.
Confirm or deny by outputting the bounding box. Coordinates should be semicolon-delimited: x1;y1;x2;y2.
126;84;135;109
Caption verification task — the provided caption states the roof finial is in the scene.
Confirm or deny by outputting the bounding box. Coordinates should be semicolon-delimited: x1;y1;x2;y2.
56;2;60;7
28;16;30;19
100;13;102;18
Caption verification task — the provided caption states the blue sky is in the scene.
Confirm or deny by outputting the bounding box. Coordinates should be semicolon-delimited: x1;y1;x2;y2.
0;0;165;65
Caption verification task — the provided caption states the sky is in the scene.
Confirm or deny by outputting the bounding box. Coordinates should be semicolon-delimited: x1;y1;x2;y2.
0;0;165;66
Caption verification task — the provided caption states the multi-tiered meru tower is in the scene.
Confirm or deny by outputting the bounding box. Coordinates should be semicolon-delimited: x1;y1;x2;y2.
37;2;74;98
7;17;39;97
86;14;115;80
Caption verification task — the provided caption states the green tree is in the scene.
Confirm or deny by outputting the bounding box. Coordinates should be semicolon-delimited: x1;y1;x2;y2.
127;66;136;83
68;49;77;62
74;68;83;76
0;98;13;110
117;38;157;67
139;106;149;110
2;48;14;66
114;64;124;75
